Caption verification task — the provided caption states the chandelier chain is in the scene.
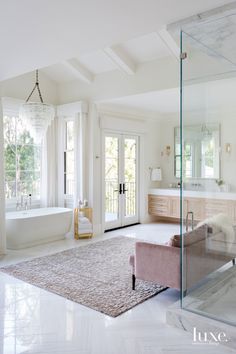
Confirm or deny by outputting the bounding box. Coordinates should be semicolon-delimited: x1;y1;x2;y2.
26;70;44;103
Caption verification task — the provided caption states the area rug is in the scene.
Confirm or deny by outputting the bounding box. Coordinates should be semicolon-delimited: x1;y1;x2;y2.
0;236;167;317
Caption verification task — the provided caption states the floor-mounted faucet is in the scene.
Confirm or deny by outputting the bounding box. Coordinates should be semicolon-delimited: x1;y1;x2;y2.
186;211;194;232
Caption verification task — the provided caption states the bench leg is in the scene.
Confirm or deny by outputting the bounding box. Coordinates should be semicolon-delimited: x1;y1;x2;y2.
132;274;136;290
233;259;235;266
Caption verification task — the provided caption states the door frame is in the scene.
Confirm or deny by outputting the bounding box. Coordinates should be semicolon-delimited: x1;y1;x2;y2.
101;130;140;232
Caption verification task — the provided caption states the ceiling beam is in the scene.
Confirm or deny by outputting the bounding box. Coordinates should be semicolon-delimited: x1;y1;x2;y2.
63;58;94;84
104;46;136;75
157;28;179;60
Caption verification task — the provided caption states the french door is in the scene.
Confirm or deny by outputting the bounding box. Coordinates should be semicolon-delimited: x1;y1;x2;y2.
103;133;139;230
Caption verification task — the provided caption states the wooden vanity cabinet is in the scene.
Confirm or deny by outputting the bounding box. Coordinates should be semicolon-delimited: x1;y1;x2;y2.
186;197;203;221
148;195;183;219
148;194;236;223
203;199;229;219
148;195;170;217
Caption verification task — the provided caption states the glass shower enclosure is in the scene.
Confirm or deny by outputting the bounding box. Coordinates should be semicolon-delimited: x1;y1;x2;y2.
180;14;236;326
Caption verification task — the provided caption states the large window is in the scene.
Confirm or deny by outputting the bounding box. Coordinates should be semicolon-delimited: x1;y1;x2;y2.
3;115;41;200
64;120;75;196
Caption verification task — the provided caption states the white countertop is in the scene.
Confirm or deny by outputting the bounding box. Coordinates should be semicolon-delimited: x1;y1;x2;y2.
149;188;236;200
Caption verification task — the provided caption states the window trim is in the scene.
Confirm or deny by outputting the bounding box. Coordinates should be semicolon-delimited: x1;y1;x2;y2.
63;117;75;197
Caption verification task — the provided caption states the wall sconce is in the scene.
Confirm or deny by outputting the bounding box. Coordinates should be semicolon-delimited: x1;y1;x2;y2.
165;145;171;156
225;143;232;154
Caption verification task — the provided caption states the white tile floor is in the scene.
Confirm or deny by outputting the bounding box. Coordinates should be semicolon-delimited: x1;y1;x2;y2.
0;223;234;354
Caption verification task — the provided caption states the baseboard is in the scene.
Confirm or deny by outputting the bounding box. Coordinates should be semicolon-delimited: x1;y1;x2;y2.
93;223;102;236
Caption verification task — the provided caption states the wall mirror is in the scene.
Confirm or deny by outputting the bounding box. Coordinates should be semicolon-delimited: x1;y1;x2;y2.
174;123;220;179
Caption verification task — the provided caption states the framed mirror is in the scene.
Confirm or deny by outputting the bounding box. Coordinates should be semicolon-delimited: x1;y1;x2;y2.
174;123;220;179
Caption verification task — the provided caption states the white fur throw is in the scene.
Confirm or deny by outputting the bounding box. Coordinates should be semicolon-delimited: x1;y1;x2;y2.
198;213;235;253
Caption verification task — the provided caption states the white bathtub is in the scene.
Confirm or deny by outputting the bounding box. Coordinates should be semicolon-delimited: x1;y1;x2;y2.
6;207;73;250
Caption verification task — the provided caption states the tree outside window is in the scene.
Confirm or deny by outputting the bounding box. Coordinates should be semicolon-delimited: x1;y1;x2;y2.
4;115;41;200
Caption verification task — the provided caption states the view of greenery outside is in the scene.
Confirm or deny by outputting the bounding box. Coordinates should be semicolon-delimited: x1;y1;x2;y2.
105;137;119;221
124;138;136;217
3;115;41;200
64;120;75;195
201;138;214;178
175;139;214;179
175;142;192;178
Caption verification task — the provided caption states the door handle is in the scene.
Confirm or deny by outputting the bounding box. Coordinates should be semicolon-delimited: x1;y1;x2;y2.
114;184;122;194
122;183;128;194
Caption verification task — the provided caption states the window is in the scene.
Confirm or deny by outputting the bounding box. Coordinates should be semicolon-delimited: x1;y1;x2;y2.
175;142;193;178
64;120;75;195
3;115;41;200
184;142;193;178
201;138;215;178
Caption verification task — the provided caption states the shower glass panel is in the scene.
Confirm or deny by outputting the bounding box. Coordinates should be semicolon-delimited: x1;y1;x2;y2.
181;15;236;326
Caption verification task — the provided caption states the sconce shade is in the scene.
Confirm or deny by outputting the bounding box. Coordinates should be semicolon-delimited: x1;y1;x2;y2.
165;145;171;156
151;168;162;181
225;143;231;154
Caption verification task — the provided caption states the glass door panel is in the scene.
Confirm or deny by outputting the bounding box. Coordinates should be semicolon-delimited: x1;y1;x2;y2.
180;17;236;327
104;136;120;226
124;137;138;223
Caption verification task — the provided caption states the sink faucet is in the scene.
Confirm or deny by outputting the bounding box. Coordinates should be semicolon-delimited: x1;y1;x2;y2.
28;194;32;209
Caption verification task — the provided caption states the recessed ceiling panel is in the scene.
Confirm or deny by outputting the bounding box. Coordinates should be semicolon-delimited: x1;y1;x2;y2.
77;50;118;74
119;32;172;63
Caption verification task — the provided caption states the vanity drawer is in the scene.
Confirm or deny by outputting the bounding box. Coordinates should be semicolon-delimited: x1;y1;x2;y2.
148;195;170;216
203;199;229;218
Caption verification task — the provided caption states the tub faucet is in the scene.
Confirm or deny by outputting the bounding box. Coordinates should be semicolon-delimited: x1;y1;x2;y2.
28;194;32;209
20;195;24;209
16;200;21;211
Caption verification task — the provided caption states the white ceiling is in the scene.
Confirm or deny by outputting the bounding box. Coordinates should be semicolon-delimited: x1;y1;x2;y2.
118;32;170;63
0;0;232;81
42;63;80;83
77;51;117;75
103;76;236;114
41;31;174;83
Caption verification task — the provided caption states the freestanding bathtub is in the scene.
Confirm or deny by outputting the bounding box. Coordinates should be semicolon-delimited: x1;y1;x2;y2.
6;207;73;250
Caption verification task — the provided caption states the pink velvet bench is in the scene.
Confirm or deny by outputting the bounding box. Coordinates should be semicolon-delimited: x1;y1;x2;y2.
129;225;234;291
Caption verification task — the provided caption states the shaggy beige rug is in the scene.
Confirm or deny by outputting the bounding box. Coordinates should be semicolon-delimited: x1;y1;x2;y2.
1;236;167;317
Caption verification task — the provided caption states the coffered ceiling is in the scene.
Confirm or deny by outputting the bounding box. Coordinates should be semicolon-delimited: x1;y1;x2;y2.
0;0;232;81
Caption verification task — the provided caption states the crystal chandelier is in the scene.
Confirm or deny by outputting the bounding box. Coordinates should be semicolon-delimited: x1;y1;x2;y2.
19;70;55;143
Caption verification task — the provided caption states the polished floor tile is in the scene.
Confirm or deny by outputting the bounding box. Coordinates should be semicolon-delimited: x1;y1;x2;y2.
0;223;234;354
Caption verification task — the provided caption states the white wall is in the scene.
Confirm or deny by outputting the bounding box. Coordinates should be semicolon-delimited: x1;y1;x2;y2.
219;110;236;192
159;115;179;188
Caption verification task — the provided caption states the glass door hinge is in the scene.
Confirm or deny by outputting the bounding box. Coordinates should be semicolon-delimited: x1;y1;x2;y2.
180;52;187;60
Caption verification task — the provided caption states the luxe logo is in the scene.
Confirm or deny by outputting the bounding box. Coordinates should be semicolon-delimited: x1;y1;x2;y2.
193;327;229;345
